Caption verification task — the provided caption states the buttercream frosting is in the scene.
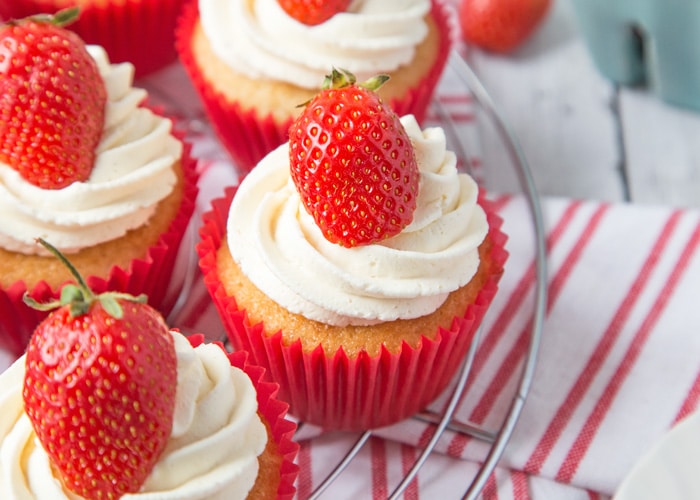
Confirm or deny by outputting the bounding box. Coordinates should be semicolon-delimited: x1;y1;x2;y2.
0;331;267;499
227;114;489;326
199;0;431;88
0;45;182;256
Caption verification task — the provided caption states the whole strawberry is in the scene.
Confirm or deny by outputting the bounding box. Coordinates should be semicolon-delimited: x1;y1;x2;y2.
22;239;177;499
278;0;352;26
459;0;551;53
289;69;419;247
0;8;106;189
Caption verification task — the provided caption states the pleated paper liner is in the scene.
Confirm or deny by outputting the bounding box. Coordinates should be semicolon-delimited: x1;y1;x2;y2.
0;0;187;77
0;132;199;358
198;186;508;431
186;333;299;499
175;0;454;173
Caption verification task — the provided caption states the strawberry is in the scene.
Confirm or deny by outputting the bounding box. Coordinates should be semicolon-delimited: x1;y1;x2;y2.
22;239;177;499
278;0;352;26
0;8;106;189
289;68;419;247
459;0;551;54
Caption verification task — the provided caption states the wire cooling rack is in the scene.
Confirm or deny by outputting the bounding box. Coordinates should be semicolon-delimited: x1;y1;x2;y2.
155;50;548;499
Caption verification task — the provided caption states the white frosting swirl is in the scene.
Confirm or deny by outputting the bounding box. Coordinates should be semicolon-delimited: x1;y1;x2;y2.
0;331;267;499
199;0;430;88
0;45;182;256
227;115;488;326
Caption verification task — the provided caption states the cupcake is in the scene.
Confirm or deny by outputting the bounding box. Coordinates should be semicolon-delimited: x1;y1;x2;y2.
0;240;298;499
198;73;507;431
0;1;186;77
0;318;298;500
176;0;453;172
0;14;198;357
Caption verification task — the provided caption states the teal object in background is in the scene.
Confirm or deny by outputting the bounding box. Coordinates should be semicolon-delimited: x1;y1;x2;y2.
571;0;700;111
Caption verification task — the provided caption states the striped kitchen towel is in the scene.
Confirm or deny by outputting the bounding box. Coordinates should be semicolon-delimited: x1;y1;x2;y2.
172;189;700;498
363;194;700;498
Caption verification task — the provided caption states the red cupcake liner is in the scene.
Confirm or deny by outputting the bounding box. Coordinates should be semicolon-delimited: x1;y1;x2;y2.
186;333;299;499
197;186;508;431
0;0;187;77
0;130;199;359
176;0;453;173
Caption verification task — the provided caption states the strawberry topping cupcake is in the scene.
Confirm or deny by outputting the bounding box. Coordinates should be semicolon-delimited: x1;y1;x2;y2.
176;0;453;171
0;243;298;498
199;71;507;430
0;333;298;499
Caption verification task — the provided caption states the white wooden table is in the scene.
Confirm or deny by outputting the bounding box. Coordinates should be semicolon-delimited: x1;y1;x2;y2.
466;0;700;209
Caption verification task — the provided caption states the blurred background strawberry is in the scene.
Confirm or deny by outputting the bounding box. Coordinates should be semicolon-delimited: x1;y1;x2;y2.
459;0;552;53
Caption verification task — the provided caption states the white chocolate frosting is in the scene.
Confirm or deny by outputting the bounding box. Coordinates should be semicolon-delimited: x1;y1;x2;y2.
227;115;488;326
199;0;431;88
0;46;181;256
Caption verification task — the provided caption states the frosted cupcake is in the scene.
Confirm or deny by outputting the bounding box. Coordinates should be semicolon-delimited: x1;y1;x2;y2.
0;330;298;499
176;0;453;171
0;0;187;77
0;237;297;499
198;71;507;430
0;13;198;357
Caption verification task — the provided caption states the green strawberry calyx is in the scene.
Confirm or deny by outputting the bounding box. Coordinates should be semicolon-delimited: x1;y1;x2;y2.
322;67;389;92
23;238;147;318
4;7;80;28
297;68;390;108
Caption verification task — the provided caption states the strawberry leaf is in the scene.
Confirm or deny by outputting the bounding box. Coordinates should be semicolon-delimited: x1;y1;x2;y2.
99;295;123;319
22;295;60;311
60;284;84;305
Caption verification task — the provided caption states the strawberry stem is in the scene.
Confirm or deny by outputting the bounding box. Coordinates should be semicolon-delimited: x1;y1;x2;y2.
38;238;92;297
23;238;147;318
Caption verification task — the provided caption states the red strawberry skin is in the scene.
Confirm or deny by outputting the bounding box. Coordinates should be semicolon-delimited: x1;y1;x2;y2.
459;0;551;53
0;18;106;189
22;301;177;498
289;83;419;248
278;0;352;26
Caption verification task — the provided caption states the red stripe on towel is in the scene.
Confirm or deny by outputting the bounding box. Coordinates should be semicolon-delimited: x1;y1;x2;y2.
556;210;696;483
481;471;500;500
472;200;585;392
438;93;474;105
524;210;682;475
469;204;609;424
371;438;388;500
401;444;419;500
296;439;313;500
490;193;514;213
675;368;700;425
444;200;587;458
512;469;531;499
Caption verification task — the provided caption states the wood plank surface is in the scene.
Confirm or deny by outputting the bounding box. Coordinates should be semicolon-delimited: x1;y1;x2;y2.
461;0;700;209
